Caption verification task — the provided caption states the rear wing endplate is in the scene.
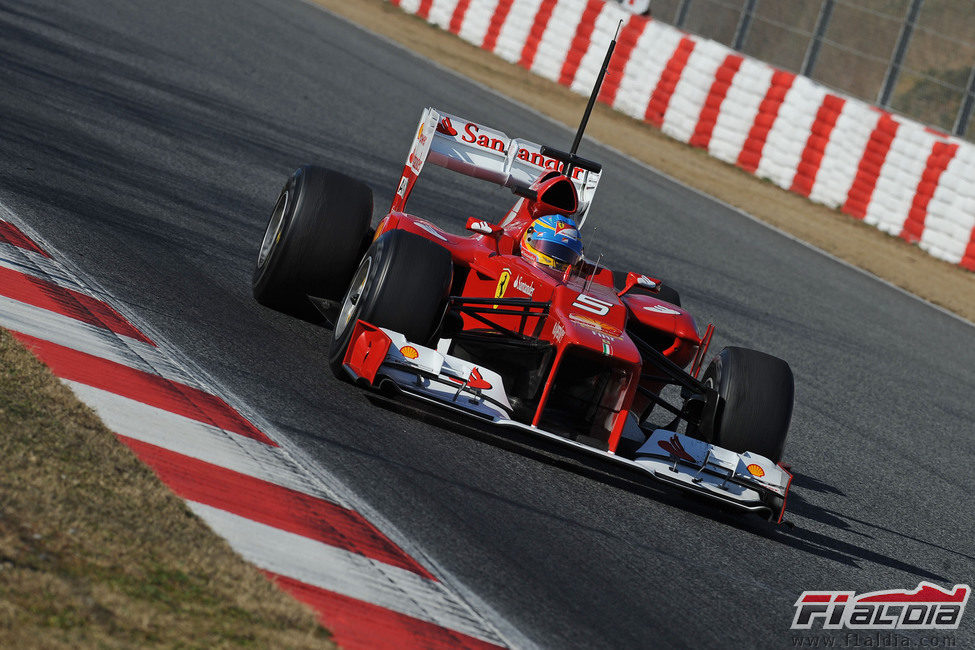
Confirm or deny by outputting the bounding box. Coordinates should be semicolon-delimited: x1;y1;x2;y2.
392;108;601;225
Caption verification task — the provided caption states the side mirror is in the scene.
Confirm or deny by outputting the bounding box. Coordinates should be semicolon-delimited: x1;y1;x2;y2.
618;271;660;297
466;217;504;238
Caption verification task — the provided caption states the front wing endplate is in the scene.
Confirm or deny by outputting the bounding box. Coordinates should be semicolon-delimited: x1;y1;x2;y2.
342;320;792;522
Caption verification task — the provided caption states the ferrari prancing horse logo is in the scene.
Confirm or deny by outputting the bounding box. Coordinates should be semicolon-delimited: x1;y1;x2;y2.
493;269;511;309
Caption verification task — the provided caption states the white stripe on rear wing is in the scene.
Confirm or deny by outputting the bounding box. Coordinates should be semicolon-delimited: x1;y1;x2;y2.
392;108;601;226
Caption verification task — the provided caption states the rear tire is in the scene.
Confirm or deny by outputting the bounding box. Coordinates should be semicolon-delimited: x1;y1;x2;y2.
328;230;453;379
701;347;794;463
252;165;373;321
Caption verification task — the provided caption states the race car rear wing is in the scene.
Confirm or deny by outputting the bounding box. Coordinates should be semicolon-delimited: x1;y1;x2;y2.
392;107;602;225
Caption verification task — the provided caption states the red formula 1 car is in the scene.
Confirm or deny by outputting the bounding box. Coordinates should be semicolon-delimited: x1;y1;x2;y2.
252;107;796;522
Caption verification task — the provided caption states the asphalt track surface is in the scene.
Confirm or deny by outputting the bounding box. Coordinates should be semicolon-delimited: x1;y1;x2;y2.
2;1;974;647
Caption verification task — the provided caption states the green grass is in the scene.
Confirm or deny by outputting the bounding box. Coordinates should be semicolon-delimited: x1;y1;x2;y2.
0;328;335;649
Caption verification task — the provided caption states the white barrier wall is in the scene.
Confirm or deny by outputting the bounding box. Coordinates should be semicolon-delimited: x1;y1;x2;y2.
389;0;975;271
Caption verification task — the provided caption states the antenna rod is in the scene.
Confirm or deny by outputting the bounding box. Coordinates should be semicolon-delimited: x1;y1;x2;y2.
567;20;623;170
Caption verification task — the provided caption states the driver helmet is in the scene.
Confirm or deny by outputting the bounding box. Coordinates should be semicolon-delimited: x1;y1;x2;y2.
521;214;584;273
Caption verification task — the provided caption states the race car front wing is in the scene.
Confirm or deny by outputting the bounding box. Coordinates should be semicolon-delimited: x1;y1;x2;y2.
341;320;792;523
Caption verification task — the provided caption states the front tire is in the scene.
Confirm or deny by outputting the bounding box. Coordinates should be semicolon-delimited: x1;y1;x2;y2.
701;347;794;463
252;165;373;321
328;230;453;379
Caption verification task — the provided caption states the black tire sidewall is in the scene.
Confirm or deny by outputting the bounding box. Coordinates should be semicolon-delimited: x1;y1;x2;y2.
702;346;794;462
253;166;373;315
328;230;453;377
252;174;297;304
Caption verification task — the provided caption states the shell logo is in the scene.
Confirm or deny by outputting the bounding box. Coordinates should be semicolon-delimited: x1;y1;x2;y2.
746;463;766;478
400;346;419;360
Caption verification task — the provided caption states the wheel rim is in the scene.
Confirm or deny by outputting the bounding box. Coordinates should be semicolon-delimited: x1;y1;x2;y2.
335;257;371;339
257;188;289;268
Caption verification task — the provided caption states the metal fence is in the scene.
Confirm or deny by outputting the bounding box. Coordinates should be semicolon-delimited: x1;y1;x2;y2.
647;0;975;139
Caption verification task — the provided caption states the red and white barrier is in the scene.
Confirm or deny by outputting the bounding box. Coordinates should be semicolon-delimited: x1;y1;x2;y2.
389;0;975;271
0;215;509;650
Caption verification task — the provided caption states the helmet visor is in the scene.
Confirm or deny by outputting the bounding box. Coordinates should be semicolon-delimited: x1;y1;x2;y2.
531;238;583;269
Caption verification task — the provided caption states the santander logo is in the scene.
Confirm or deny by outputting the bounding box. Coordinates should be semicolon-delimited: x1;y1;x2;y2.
446;120;585;180
447;367;493;391
436;116;458;136
658;434;697;463
513;275;535;297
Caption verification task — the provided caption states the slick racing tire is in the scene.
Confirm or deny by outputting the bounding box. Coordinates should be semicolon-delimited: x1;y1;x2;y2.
328;229;453;380
701;347;794;463
253;165;373;321
611;270;681;307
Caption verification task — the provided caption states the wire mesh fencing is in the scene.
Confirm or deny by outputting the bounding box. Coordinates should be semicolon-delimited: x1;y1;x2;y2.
646;0;975;139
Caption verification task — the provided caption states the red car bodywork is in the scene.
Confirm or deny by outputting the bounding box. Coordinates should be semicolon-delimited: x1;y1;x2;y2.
371;196;702;454
255;104;793;522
